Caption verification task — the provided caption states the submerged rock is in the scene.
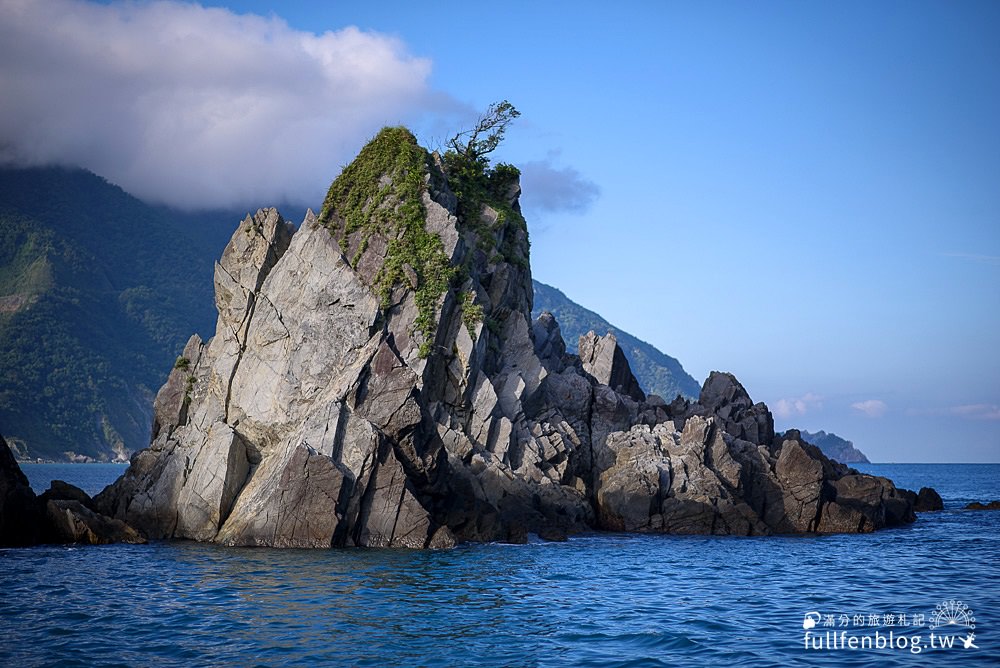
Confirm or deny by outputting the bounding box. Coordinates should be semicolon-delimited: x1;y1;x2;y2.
94;128;922;546
965;500;1000;510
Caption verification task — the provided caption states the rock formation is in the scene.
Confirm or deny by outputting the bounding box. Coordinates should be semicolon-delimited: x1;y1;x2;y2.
965;500;1000;510
0;433;144;546
910;487;944;512
1;433;48;546
94;128;923;547
532;280;702;401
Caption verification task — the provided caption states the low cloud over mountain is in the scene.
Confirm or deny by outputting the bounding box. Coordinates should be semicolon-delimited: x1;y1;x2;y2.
0;0;441;209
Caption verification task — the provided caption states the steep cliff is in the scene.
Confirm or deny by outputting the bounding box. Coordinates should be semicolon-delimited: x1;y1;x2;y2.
95;128;918;546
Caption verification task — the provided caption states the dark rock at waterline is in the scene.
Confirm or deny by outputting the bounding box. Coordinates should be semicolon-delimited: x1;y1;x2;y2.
1;433;144;546
39;480;95;510
899;486;944;513
45;500;146;545
1;433;49;546
536;527;569;542
915;487;944;512
965;500;1000;510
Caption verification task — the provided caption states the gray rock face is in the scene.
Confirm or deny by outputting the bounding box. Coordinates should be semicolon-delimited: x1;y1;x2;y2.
95;130;922;546
580;331;645;402
590;389;916;536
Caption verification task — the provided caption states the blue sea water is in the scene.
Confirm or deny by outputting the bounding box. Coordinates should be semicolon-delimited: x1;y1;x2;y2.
3;463;998;667
20;462;128;497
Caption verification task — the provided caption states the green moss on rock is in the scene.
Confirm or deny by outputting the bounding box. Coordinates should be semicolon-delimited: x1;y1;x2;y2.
319;127;457;357
442;153;529;269
460;290;484;338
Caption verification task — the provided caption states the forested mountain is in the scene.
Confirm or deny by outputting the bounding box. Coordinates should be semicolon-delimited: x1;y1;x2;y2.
532;281;700;400
0;167;233;460
800;430;870;464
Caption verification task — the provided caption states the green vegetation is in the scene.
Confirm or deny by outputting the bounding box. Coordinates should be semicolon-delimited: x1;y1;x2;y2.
0;219;55;302
174;356;190;370
315;104;533;357
0;166;224;460
441;101;530;269
319;127;456;358
183;373;197;406
459;290;484;337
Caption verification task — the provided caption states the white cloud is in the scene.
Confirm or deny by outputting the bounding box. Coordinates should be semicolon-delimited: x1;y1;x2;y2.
0;0;444;209
773;392;823;419
518;157;600;214
946;404;1000;421
851;399;888;418
906;404;1000;421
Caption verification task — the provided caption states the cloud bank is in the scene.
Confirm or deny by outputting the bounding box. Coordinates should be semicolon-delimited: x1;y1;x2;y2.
946;404;1000;420
911;404;1000;421
518;158;600;215
0;0;440;209
851;399;888;418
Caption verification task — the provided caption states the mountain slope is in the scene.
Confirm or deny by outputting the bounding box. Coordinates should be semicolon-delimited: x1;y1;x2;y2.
801;430;870;464
531;280;700;400
0;167;230;461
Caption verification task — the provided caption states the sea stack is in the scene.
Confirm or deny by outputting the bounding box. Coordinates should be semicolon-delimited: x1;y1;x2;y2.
94;128;920;547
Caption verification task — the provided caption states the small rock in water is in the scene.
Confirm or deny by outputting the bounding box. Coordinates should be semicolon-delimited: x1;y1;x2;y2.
965;500;1000;510
914;487;944;512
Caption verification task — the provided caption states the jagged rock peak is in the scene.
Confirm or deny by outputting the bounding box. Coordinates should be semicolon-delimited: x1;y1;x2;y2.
532;311;566;370
579;331;645;402
699;371;753;410
91;128;925;548
314;126;532;358
690;371;775;445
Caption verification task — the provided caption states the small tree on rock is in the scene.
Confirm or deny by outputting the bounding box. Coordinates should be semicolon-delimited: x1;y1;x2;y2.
447;100;520;165
443;100;522;223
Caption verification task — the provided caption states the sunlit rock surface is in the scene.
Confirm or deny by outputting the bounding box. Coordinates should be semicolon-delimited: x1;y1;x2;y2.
95;129;921;546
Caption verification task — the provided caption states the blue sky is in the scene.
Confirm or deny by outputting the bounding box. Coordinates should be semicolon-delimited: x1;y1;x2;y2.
2;1;997;461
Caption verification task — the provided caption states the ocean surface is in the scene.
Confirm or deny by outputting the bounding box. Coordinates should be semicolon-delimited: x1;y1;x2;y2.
3;462;998;667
